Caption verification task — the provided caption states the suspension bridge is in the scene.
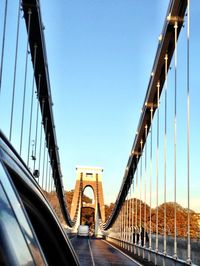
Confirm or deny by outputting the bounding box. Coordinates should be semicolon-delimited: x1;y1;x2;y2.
0;0;199;265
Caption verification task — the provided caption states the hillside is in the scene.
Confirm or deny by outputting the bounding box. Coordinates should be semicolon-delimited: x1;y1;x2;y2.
44;190;200;238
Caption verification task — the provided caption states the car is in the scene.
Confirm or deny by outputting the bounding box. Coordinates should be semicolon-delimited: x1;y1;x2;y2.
0;130;79;265
77;225;89;237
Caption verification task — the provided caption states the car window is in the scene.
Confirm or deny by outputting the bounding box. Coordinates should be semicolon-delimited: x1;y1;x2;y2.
0;183;35;266
1;161;79;265
0;162;46;266
0;141;79;265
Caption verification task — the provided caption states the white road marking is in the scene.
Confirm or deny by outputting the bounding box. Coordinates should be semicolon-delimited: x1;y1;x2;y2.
102;240;143;266
88;239;95;266
69;235;77;240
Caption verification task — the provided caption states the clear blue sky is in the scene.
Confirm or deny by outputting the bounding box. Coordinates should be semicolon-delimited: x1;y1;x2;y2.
38;0;200;211
1;1;199;212
39;0;170;203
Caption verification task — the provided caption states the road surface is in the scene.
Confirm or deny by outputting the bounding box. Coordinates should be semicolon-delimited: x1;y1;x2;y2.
70;237;142;266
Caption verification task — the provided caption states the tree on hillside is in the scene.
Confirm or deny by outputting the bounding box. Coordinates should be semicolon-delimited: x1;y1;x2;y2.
105;203;115;221
44;191;200;239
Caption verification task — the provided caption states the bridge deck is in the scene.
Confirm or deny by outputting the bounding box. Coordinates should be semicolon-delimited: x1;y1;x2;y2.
71;237;141;266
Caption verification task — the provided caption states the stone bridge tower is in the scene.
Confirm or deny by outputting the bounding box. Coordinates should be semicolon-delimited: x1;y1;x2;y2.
70;166;105;225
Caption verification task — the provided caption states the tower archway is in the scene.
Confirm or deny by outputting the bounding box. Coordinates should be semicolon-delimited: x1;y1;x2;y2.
70;166;105;233
81;186;95;228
